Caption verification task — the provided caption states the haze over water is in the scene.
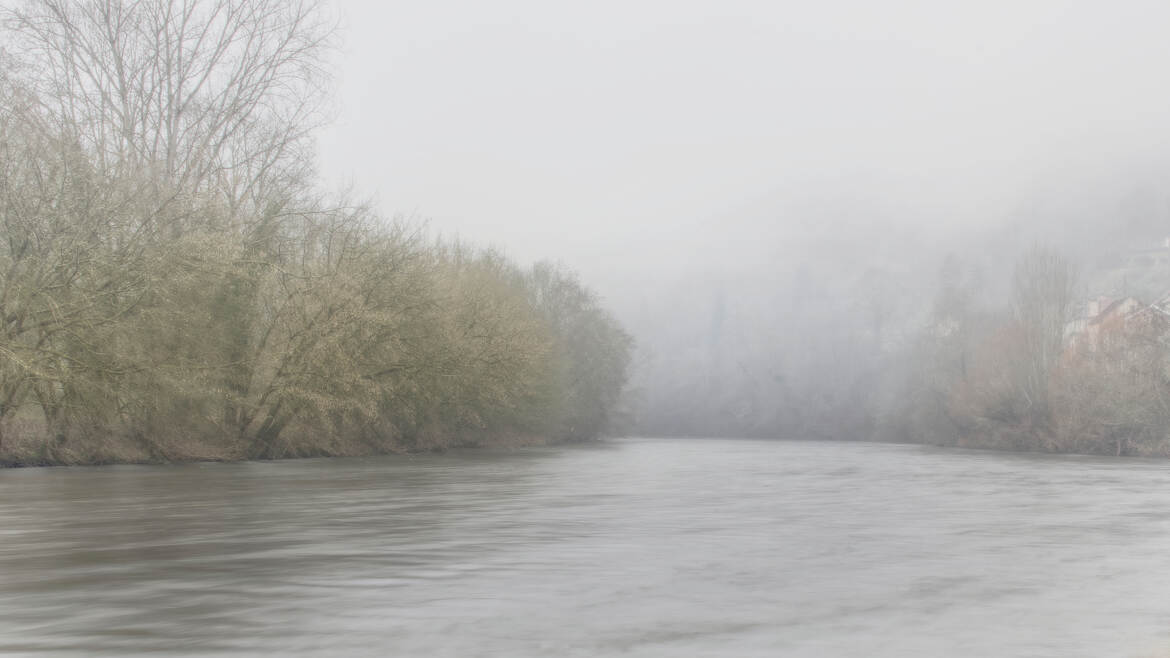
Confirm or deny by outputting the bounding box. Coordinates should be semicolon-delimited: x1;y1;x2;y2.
3;439;1170;657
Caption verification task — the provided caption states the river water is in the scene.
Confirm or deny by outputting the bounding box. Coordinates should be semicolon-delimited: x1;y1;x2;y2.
2;438;1170;657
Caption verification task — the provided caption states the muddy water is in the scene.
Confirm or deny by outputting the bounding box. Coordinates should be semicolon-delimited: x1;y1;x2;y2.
2;438;1170;657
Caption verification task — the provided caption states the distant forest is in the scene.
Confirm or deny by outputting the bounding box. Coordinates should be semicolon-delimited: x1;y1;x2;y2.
0;0;631;466
629;194;1170;457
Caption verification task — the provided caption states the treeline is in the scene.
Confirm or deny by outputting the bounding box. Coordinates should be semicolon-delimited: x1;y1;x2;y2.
631;228;1170;457
0;0;631;466
888;245;1170;457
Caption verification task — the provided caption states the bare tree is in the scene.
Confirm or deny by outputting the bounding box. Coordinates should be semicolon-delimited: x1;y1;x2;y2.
2;0;335;219
0;74;165;453
0;0;337;459
527;262;633;441
1011;244;1075;424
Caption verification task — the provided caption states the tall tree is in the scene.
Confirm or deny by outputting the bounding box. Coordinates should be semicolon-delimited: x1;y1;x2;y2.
2;0;334;218
1011;244;1075;424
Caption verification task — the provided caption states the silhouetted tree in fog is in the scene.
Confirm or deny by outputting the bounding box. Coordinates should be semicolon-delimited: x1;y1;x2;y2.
1011;245;1075;425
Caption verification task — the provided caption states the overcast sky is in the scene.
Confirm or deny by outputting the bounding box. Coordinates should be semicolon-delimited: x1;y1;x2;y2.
316;0;1170;298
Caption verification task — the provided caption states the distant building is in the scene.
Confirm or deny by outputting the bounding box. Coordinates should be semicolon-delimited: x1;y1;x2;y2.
1065;293;1170;355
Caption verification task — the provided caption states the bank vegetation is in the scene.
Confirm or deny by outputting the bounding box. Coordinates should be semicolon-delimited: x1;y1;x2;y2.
888;245;1170;457
0;0;631;466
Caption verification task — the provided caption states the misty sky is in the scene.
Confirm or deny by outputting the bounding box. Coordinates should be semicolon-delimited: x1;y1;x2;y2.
316;0;1170;297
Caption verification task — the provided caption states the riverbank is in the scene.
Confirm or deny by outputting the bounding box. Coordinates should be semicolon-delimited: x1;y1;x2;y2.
0;420;558;468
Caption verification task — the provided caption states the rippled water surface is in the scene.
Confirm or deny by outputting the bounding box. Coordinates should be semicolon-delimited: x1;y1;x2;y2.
3;438;1170;656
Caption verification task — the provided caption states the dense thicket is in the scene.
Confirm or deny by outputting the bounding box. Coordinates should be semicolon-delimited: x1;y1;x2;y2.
0;0;631;465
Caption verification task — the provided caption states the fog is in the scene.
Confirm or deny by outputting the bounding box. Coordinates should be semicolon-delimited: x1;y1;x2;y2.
10;2;1170;653
313;0;1170;441
318;0;1170;272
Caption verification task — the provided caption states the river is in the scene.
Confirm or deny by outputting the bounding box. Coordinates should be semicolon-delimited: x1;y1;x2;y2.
2;438;1170;656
